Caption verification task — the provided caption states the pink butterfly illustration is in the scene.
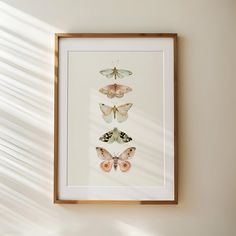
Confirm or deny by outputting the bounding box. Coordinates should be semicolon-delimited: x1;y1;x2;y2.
99;83;132;98
96;147;136;172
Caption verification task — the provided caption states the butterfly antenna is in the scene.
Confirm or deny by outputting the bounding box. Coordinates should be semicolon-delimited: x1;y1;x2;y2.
112;60;116;68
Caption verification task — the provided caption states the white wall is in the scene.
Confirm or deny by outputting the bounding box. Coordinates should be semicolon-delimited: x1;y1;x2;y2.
0;0;236;235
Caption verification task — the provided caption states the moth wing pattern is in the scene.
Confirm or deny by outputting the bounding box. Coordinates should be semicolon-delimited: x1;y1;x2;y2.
117;69;132;78
100;68;132;79
115;84;132;98
99;130;115;143
116;71;125;79
118;160;131;172
99;103;113;123
99;84;132;99
99;103;113;115
99;84;116;98
116;129;132;144
119;147;136;160
117;103;133;114
96;147;113;160
100;69;115;78
116;103;133;123
100;161;113;172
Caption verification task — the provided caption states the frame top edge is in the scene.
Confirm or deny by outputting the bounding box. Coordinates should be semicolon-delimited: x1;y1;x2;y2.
55;33;178;39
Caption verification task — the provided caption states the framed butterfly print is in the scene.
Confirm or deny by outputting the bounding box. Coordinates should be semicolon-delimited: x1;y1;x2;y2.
54;33;178;204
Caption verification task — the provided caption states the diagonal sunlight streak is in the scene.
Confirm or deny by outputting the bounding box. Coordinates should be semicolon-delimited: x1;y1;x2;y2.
0;81;52;117
0;2;171;236
0;134;52;166
0;113;53;147
0;2;82;235
0;93;52;127
87;87;168;191
1;66;52;98
1;49;52;78
0;204;34;231
1;145;51;182
0;38;53;65
0;137;51;172
0;56;51;83
1;123;52;160
0;181;60;219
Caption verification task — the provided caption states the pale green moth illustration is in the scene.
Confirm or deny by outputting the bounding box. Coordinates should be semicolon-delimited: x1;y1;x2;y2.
100;67;132;79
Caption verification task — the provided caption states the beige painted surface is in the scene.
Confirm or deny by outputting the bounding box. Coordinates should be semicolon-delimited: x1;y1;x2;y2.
0;0;235;235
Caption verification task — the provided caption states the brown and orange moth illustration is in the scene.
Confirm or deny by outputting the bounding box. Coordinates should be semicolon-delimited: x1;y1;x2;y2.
99;83;132;98
96;147;136;172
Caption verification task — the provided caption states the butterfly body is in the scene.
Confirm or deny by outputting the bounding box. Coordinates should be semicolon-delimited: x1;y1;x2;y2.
111;156;119;170
99;83;132;98
99;103;133;123
99;127;132;144
113;106;117;119
96;147;136;172
100;67;132;80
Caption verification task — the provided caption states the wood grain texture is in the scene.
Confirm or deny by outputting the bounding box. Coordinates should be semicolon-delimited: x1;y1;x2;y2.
54;34;59;203
54;200;178;204
173;34;178;203
55;33;177;38
54;33;178;204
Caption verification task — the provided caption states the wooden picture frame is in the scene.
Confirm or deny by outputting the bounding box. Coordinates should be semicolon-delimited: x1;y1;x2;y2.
54;33;178;204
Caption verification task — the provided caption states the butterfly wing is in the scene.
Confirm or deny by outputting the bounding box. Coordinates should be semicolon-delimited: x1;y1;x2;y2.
114;128;132;144
117;147;135;172
100;161;113;172
100;68;132;79
114;84;132;98
118;160;131;172
96;147;114;172
99;84;116;98
116;103;133;123
99;103;113;123
99;129;115;143
119;147;136;160
116;69;132;79
96;147;113;160
100;69;115;78
99;84;132;98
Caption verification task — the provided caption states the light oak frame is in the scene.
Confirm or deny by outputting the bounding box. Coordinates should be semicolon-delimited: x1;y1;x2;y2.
54;33;178;204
